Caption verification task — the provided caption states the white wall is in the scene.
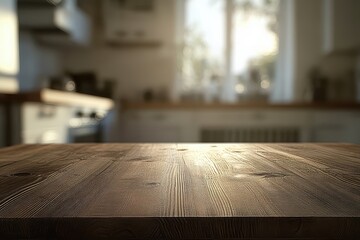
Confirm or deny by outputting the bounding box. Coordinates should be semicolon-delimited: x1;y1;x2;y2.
293;0;323;101
272;0;296;102
268;0;326;102
331;0;360;53
18;32;62;91
61;0;177;101
59;0;176;142
275;0;358;102
0;0;19;93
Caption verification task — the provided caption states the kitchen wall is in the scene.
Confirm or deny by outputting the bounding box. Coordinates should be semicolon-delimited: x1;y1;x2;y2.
274;0;359;102
18;32;62;91
272;0;295;102
62;0;358;104
0;0;19;93
57;0;176;142
9;0;359;103
60;0;177;101
297;0;358;101
293;0;323;101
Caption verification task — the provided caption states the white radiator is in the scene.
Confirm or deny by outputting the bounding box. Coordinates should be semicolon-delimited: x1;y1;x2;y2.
201;127;300;143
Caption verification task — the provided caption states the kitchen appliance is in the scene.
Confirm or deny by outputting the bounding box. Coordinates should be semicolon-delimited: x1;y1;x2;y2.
68;71;98;95
68;107;106;143
49;75;76;92
307;67;328;102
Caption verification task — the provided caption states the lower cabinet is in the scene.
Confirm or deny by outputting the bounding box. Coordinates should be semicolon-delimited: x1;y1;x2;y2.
309;111;360;143
7;103;71;145
20;103;70;144
119;109;360;143
349;112;360;143
120;110;197;142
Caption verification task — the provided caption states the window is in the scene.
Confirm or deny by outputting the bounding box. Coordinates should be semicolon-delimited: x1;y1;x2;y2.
177;0;279;102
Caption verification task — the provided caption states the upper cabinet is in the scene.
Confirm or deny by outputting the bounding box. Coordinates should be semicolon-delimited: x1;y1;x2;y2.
18;0;91;46
0;0;19;93
102;0;162;46
323;0;360;55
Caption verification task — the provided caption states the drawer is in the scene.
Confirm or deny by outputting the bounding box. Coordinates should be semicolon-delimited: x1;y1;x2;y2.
195;110;308;127
21;103;71;131
125;110;193;125
310;111;351;127
22;128;66;144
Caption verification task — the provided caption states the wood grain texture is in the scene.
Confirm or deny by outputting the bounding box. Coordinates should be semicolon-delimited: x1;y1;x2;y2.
0;143;359;239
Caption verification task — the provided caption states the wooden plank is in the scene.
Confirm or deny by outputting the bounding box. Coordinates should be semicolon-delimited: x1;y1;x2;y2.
0;143;359;239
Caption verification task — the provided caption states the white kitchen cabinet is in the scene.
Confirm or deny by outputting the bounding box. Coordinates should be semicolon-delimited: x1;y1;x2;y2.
122;124;181;142
309;110;360;143
322;0;360;54
194;110;308;127
194;110;311;142
347;112;360;144
103;0;161;44
120;110;196;142
18;0;91;46
309;111;352;142
7;103;71;145
120;108;360;143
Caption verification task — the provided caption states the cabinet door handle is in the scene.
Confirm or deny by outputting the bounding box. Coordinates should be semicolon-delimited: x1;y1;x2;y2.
38;106;56;118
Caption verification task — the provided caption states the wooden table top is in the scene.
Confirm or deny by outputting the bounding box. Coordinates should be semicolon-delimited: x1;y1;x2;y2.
0;143;359;239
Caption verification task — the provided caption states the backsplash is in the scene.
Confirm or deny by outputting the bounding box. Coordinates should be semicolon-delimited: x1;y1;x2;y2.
18;32;61;91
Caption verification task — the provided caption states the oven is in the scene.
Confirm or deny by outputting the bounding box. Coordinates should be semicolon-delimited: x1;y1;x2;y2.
68;108;105;143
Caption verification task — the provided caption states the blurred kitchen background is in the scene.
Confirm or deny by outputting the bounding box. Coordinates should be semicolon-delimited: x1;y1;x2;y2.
1;0;360;147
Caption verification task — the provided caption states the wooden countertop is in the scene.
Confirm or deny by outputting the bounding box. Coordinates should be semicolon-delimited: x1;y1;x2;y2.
0;143;359;239
122;101;360;110
1;89;114;110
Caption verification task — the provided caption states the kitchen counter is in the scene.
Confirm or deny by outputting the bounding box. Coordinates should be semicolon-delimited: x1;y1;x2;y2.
0;143;359;239
1;89;114;110
0;78;18;94
122;101;360;110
